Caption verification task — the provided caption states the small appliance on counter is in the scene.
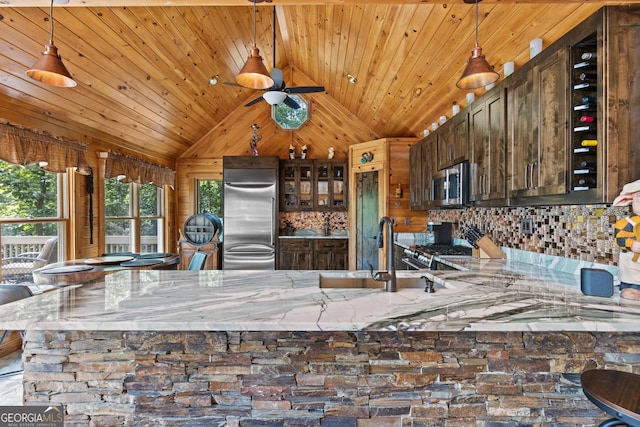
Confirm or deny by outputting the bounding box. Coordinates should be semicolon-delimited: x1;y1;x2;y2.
464;225;506;259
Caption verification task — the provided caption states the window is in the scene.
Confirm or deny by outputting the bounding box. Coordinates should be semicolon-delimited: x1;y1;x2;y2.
0;160;65;282
196;179;223;218
104;178;164;254
272;95;309;129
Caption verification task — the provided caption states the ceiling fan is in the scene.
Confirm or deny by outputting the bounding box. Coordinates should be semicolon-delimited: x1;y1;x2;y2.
243;68;325;109
224;6;325;109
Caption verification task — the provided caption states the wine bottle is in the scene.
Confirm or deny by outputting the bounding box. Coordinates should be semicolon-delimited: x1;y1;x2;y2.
582;96;597;103
581;52;597;60
579;115;595;123
579;72;597;81
581;139;598;147
574;125;596;132
579;160;597;168
576;176;597;187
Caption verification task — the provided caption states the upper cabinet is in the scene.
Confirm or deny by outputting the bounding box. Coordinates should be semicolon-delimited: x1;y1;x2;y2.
280;159;348;211
437;112;469;170
315;160;347;211
281;160;314;210
507;49;568;201
469;90;507;203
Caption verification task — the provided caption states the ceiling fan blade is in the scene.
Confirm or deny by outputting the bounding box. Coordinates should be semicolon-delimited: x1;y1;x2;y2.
244;96;265;107
270;68;284;89
286;86;325;94
283;96;300;109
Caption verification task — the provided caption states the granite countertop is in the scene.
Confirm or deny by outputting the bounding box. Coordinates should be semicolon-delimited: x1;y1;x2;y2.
0;258;639;332
279;229;349;239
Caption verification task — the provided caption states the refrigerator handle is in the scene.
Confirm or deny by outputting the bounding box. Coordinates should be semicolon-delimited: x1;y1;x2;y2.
271;197;276;246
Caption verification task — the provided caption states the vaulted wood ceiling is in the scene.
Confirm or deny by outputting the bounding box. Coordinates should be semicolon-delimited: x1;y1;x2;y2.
0;1;632;167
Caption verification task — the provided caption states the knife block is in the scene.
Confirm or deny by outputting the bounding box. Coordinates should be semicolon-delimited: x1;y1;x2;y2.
472;236;506;259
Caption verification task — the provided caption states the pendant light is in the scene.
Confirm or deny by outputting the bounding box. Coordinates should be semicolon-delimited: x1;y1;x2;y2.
26;0;76;88
456;0;499;90
236;0;274;90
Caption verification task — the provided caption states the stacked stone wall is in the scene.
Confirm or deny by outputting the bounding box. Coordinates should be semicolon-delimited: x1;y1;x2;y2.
21;330;640;426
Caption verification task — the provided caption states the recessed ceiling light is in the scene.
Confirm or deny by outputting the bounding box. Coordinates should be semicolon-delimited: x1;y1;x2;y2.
54;0;70;3
347;74;358;84
209;75;219;85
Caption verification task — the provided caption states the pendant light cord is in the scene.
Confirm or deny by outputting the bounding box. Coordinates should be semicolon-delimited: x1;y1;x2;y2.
49;0;55;42
252;0;257;48
475;0;479;47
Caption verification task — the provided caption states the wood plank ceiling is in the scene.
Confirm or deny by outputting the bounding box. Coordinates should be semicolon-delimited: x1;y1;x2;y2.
0;1;632;167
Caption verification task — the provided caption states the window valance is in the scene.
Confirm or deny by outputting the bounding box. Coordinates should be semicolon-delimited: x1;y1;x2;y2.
103;151;175;188
0;120;90;175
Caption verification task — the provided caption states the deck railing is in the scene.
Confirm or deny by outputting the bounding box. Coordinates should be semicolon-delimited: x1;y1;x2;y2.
1;236;159;259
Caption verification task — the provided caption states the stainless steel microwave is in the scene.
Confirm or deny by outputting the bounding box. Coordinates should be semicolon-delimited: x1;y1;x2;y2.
431;162;469;207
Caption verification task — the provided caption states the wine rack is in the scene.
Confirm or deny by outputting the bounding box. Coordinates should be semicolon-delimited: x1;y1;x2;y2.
570;33;598;192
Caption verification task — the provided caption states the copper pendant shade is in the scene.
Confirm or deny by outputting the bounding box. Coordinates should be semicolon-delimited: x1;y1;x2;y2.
26;0;76;88
236;1;274;90
456;0;498;90
236;46;273;90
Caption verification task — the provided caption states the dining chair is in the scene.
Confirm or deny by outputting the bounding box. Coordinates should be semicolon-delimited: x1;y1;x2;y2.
188;252;208;270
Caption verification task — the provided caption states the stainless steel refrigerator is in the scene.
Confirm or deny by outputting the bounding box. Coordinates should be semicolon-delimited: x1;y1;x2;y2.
222;157;278;270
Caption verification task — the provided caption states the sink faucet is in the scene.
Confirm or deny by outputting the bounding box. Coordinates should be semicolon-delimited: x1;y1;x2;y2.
371;216;397;292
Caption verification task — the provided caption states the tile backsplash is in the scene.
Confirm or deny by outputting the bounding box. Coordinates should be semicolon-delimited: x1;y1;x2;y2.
280;204;632;266
428;204;631;265
279;211;348;231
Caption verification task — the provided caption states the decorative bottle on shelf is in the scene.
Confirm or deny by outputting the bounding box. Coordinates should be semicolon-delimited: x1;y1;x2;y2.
580;139;598;147
582;96;597;103
579;115;596;123
574;125;596;132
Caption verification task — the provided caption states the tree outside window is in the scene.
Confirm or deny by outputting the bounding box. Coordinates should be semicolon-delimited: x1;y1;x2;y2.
0;160;64;282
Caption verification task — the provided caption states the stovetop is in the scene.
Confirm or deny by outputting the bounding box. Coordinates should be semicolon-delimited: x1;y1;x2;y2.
414;244;473;257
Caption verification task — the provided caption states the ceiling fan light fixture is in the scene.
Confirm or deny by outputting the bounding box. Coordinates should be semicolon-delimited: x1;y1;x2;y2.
26;0;76;88
456;0;498;90
263;91;287;105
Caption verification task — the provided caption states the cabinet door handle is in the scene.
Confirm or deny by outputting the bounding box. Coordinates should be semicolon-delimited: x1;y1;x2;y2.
524;163;529;189
529;162;535;189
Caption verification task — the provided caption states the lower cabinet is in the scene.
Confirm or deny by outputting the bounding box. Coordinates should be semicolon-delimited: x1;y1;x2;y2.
314;239;349;270
279;238;348;270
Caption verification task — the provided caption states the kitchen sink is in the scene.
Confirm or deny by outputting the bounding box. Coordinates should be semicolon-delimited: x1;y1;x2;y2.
318;273;430;289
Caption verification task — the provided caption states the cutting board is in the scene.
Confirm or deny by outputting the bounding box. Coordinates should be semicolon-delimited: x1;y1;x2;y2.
472;236;506;259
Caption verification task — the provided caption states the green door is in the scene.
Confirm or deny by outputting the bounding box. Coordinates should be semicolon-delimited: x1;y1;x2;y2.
356;171;379;269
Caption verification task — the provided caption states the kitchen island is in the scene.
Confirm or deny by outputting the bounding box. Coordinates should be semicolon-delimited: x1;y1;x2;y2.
2;261;639;425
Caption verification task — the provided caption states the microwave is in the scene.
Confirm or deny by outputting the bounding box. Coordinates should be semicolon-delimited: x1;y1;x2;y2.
431;163;469;207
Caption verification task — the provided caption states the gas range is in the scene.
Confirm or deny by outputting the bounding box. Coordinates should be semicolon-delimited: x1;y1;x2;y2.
401;244;472;270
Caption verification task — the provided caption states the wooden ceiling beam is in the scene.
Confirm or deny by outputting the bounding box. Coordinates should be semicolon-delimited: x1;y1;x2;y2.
4;0;640;7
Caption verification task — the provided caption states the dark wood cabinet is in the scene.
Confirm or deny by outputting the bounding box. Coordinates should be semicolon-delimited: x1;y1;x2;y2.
278;238;348;270
281;159;347;211
437;112;468;170
278;239;313;270
409;140;423;210
507;49;568;200
469;90;507;203
281;160;314;211
420;138;436;209
314;239;349;270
